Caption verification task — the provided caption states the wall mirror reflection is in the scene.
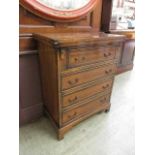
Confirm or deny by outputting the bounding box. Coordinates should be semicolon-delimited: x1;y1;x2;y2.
36;0;91;11
110;0;135;30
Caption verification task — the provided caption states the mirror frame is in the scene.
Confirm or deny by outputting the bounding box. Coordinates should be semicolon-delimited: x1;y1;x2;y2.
20;0;98;22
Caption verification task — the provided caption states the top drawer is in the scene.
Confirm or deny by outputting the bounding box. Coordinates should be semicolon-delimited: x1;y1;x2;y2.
66;45;118;68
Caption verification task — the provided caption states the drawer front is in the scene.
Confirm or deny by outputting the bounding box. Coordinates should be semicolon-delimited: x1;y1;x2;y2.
62;94;110;124
62;64;115;90
67;46;116;68
62;79;113;107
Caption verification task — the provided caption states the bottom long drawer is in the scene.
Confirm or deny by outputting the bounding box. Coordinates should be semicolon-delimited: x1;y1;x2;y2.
62;94;111;124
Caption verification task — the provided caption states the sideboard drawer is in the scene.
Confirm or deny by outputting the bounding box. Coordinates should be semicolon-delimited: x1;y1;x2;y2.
62;64;115;90
62;94;110;124
67;46;116;68
62;79;113;107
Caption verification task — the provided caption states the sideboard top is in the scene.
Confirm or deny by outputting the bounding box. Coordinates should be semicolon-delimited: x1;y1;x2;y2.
34;32;125;47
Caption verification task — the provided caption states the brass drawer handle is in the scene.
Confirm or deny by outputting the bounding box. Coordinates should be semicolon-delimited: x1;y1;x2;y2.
104;52;111;57
68;78;79;85
108;52;111;56
102;84;110;89
74;57;78;62
81;56;86;61
68;96;78;103
104;53;107;57
74;57;86;63
68;111;77;119
105;69;112;74
107;42;113;46
99;97;107;103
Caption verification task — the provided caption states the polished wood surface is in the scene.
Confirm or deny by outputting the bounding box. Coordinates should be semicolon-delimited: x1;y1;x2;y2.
20;0;103;34
111;30;135;73
19;0;129;126
19;0;103;125
62;63;115;90
38;41;60;124
19;54;43;125
111;30;135;40
35;32;124;139
62;93;111;124
67;46;116;68
62;78;113;108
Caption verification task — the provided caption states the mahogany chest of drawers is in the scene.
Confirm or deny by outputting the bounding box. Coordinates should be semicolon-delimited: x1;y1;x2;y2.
34;32;124;140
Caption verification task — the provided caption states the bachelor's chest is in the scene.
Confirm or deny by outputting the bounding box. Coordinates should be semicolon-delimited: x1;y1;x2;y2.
34;32;124;140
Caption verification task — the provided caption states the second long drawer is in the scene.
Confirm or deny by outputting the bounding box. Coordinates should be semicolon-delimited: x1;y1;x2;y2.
62;63;115;90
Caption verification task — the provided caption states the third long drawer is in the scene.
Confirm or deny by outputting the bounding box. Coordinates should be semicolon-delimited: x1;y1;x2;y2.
62;78;113;108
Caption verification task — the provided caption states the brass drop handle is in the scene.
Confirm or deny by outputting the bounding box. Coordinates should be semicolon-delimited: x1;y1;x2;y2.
99;97;107;103
68;78;79;85
107;42;113;46
74;57;79;62
68;111;77;119
104;53;107;57
81;56;86;61
74;56;86;63
104;52;111;57
102;84;110;89
68;96;78;103
108;52;111;56
105;69;112;74
73;111;77;116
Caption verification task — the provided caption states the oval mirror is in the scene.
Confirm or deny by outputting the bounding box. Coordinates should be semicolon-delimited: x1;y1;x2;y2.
20;0;98;22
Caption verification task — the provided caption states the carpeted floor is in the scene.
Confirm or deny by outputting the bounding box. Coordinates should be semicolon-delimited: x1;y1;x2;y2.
19;71;135;155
